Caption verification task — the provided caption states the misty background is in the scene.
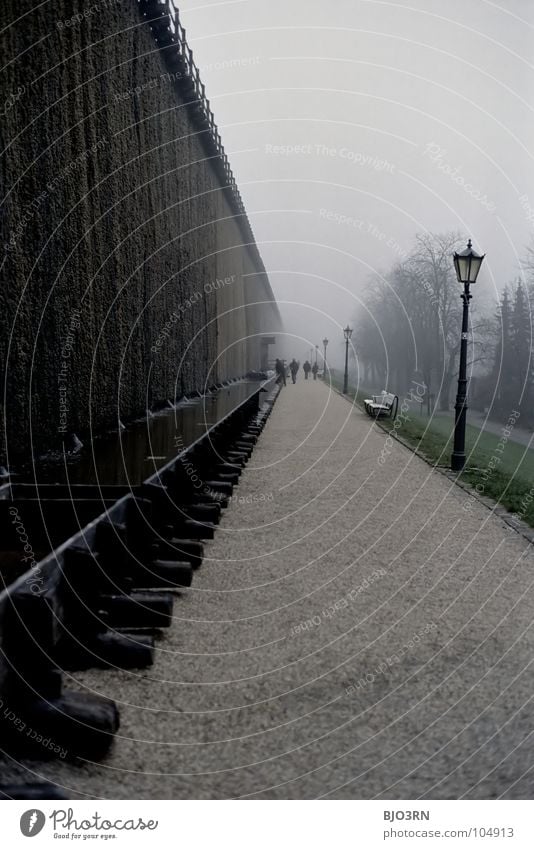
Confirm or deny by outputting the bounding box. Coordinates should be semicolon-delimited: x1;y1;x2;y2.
179;0;534;394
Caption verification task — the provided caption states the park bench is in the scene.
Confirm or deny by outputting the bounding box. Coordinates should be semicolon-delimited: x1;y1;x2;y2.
364;391;398;419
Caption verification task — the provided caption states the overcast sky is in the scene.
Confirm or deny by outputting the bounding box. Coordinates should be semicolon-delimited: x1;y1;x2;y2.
182;0;534;365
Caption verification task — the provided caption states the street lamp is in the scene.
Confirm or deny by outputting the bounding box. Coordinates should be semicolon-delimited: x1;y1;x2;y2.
323;337;328;378
343;325;353;394
451;239;485;472
315;344;319;366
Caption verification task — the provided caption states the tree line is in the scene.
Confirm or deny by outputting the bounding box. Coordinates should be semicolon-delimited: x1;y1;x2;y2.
353;232;534;426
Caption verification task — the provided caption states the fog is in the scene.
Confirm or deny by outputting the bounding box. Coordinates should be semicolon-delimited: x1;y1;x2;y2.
183;0;534;368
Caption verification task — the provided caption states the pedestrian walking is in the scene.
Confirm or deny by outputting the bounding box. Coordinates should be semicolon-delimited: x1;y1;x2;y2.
275;358;286;386
312;362;319;380
303;360;311;380
289;359;299;384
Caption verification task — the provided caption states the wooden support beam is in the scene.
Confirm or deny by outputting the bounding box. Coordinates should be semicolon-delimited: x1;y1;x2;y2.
0;691;120;760
55;631;155;670
96;591;174;629
152;538;203;568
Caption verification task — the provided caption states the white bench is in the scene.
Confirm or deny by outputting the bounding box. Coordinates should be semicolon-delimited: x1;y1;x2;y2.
364;391;398;418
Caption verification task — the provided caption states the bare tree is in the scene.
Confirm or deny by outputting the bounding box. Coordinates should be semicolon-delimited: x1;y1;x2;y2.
355;232;470;408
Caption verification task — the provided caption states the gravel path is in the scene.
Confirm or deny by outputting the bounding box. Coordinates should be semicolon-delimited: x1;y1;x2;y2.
3;379;534;799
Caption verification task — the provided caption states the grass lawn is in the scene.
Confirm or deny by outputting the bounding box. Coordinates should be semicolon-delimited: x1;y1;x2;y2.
330;372;534;528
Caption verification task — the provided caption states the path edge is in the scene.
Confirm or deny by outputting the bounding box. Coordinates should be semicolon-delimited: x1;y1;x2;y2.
330;383;534;546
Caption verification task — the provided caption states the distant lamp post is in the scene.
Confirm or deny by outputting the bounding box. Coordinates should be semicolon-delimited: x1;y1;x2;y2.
323;337;329;378
343;325;353;394
315;344;319;365
451;239;485;472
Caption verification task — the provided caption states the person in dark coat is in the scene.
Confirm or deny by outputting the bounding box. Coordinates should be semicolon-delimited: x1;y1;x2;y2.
289;359;299;384
275;358;286;386
312;362;319;380
303;360;311;380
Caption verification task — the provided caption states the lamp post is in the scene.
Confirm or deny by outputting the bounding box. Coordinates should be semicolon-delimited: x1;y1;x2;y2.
343;325;353;394
323;337;328;378
315;345;319;366
451;239;485;472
